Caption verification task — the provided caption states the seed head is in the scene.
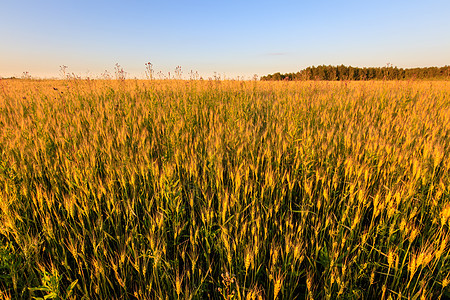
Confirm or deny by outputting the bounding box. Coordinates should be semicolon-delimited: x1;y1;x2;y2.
442;277;449;288
388;250;395;268
244;251;252;272
274;276;283;299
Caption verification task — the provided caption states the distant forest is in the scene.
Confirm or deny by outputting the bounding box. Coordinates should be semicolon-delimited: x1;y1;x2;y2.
261;65;450;81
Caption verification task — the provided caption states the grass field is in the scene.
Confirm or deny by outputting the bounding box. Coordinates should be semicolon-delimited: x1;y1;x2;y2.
0;79;449;299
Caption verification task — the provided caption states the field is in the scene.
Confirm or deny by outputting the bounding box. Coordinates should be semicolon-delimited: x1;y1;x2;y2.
0;79;449;299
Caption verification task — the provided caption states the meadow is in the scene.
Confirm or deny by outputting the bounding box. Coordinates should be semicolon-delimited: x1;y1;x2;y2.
0;78;449;299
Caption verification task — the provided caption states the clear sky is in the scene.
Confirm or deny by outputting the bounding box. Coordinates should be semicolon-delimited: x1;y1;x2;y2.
1;0;449;79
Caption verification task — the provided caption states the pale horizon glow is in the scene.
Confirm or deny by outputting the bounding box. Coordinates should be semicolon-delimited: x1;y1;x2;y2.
1;0;449;79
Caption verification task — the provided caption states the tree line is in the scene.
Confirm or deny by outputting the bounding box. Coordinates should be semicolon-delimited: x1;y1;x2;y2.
261;65;450;81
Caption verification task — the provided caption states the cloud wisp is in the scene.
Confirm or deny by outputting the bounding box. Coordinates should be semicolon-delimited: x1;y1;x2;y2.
266;52;288;56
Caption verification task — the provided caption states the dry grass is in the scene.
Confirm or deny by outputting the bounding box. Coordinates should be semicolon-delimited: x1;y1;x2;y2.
0;78;449;299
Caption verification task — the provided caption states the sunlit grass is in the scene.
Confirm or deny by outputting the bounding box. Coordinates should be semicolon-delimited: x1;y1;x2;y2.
0;78;449;299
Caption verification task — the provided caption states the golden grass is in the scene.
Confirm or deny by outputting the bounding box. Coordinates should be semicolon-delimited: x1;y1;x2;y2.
0;78;449;299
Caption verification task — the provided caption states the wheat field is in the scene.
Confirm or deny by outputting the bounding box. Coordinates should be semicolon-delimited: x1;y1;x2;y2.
0;79;449;299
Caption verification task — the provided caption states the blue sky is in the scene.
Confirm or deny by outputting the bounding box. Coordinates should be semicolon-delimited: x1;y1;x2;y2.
1;0;449;79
